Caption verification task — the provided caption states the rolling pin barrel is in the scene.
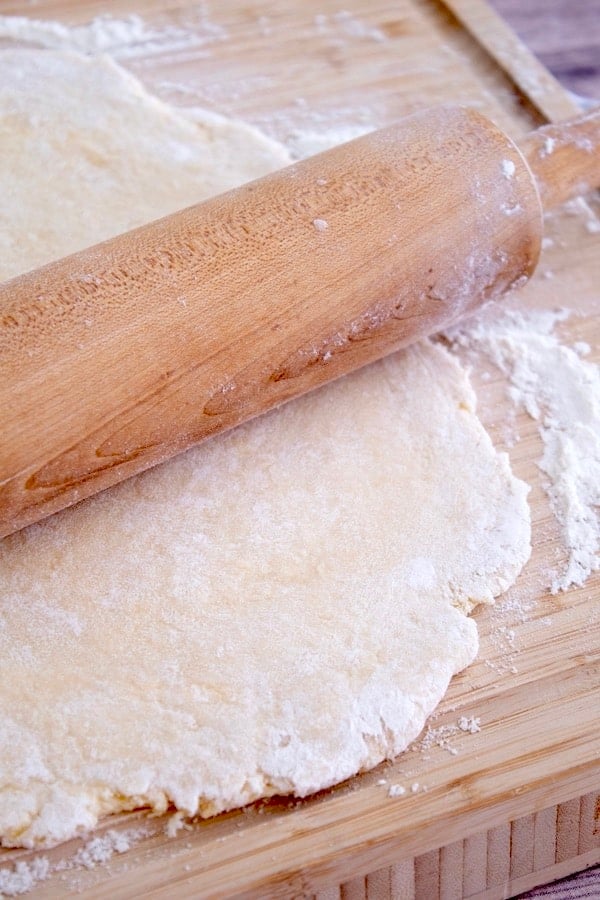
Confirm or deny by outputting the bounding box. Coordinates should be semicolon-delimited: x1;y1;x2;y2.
0;106;547;537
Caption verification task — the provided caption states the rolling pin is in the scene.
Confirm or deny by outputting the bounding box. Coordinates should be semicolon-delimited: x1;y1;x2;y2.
1;105;599;538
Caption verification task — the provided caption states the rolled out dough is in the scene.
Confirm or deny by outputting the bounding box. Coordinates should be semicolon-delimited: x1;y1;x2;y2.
0;50;531;849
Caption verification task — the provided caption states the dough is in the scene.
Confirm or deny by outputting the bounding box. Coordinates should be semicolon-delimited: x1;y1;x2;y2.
0;48;290;281
0;50;531;849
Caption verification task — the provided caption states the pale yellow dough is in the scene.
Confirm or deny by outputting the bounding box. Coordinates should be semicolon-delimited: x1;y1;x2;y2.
0;49;531;848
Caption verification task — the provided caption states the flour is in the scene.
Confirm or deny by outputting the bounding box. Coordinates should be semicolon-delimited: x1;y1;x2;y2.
250;88;378;160
411;716;483;756
450;308;600;593
278;120;375;160
71;830;135;869
0;827;148;896
0;9;382;161
413;721;460;756
541;137;556;158
314;10;387;44
560;197;600;234
482;592;526;676
0;12;223;58
458;716;481;734
501;159;516;179
0;858;49;897
387;784;406;798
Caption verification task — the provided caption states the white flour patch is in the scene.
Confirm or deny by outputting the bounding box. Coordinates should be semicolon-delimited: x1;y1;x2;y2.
541;137;556;158
450;308;600;593
501;158;515;179
0;826;149;896
0;858;49;896
0;12;224;59
387;784;406;798
70;830;135;869
457;716;481;734
281;119;374;159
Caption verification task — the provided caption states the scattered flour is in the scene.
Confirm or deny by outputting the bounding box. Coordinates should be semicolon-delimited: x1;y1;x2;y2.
0;13;223;58
387;784;406;798
492;593;535;625
165;811;192;838
414;721;460;755
458;716;481;734
560;197;600;233
0;858;49;897
71;830;134;869
412;714;484;756
484;589;537;675
0;827;148;895
541;137;556;158
501;158;516;179
283;120;374;160
450;308;600;593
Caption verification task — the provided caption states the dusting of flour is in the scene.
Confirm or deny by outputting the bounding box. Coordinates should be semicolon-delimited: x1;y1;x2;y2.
0;12;224;58
71;832;130;869
0;827;148;896
0;858;50;897
450;308;600;593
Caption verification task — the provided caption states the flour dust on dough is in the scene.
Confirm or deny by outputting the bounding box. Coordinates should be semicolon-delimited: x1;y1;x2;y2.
0;50;531;849
0;48;290;282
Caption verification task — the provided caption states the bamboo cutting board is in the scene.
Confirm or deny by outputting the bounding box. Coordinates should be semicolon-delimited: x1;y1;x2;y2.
0;1;598;897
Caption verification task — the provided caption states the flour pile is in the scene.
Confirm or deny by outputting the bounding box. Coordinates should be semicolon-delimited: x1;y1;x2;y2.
450;307;600;593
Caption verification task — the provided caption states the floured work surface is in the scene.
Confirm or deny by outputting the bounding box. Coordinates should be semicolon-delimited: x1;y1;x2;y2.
0;0;598;897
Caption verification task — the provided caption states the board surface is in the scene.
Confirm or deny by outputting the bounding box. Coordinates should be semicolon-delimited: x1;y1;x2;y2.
0;1;598;897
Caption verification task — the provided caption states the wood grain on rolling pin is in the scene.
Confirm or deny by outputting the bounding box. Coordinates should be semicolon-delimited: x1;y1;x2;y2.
0;106;541;537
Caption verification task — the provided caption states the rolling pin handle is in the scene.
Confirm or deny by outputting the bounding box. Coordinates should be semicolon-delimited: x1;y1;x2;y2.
519;108;600;210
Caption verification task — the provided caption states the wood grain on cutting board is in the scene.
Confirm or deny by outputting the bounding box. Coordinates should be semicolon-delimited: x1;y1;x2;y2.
0;0;598;897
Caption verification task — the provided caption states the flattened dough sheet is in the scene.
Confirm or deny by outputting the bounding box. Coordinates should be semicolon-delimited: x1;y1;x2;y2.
0;49;530;848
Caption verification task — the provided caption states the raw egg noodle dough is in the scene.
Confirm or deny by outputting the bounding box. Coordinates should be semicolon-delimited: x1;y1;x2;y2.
0;50;530;848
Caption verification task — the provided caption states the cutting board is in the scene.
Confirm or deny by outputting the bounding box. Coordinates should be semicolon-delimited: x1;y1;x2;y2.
0;1;598;897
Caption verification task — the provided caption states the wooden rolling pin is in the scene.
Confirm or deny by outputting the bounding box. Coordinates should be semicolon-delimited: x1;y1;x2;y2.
1;105;599;538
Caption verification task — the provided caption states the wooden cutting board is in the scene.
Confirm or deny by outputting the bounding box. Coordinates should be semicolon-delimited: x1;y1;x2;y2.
0;1;598;897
